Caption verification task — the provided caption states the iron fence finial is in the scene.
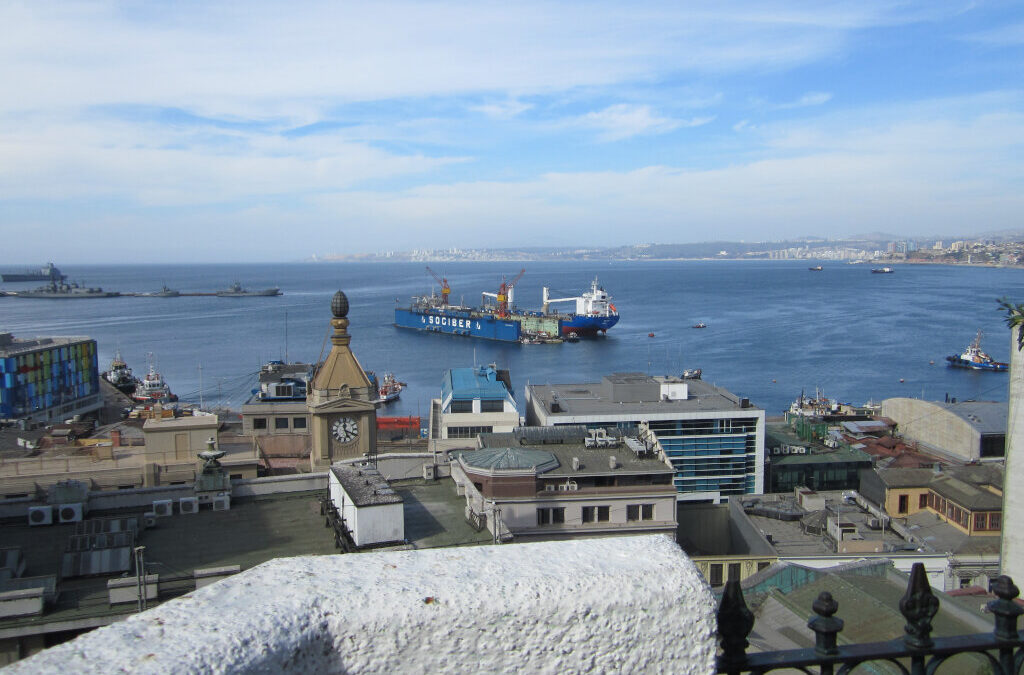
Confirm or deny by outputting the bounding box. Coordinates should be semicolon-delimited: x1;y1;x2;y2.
900;562;939;649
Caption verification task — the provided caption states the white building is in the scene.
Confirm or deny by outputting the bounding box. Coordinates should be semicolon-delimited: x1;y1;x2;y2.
328;464;404;548
526;373;765;503
429;365;520;452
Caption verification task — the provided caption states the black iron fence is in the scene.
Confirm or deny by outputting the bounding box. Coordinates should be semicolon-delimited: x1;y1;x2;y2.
717;562;1024;674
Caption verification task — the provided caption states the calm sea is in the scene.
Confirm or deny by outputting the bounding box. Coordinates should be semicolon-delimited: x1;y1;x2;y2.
2;261;1021;417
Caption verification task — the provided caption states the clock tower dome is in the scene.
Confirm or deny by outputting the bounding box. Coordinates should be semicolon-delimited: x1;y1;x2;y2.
307;290;377;468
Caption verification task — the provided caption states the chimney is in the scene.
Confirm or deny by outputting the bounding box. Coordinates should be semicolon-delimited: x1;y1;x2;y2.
110;429;121;448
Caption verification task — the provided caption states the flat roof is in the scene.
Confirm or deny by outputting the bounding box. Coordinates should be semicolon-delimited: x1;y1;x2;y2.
331;465;403;506
142;415;219;431
528;373;760;418
0;335;93;358
770;447;872;466
477;429;675;477
0;491;339;633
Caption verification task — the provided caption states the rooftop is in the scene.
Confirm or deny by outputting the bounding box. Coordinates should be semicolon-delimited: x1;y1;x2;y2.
442;365;513;402
936;400;1007;435
0;334;93;358
529;372;759;418
477;428;675;477
330;464;403;506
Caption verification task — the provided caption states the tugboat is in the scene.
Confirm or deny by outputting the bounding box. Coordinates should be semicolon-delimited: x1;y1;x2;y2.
376;373;405;403
871;267;895;274
103;351;139;397
216;282;282;297
808;266;823;271
946;330;1008;372
133;356;179;404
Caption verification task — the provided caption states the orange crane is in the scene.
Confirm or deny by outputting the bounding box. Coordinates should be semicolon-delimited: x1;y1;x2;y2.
495;269;525;317
425;266;450;306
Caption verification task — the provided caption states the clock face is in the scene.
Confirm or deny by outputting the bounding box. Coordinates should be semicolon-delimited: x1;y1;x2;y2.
331;416;359;444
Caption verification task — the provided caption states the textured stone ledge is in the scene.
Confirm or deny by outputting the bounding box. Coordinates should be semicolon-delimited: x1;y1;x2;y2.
8;535;715;674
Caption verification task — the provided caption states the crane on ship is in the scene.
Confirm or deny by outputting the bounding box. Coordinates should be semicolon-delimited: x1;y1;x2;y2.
425;266;450;307
481;269;525;318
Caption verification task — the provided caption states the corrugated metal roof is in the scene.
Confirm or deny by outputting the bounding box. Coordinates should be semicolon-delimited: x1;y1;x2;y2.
938;401;1007;435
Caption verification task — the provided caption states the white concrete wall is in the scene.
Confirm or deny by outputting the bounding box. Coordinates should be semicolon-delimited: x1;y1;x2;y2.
1002;323;1024;582
6;537;717;675
346;502;404;547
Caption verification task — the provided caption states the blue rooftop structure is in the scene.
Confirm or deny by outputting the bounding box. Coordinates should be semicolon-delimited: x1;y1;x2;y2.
443;365;514;403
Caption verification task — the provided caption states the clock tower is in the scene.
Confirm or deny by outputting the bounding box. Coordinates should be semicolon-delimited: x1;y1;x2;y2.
308;290;377;469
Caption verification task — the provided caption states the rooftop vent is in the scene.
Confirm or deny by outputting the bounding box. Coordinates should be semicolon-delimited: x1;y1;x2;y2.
608;456;617;470
572;457;581;471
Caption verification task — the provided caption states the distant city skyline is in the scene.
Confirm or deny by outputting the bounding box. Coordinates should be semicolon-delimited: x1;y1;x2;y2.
2;1;1022;263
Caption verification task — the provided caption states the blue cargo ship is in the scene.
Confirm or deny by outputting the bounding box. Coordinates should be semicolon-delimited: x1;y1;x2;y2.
394;275;618;343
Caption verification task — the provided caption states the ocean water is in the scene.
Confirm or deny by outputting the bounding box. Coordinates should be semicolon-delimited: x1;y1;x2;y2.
2;260;1021;418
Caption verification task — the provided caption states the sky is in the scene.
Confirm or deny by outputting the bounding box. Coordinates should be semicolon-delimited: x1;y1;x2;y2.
1;1;1023;262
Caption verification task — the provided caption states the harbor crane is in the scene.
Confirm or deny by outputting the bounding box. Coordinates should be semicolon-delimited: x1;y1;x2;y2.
425;266;450;306
481;269;525;317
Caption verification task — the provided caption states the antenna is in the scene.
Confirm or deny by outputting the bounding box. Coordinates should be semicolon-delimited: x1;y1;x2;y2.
198;363;204;410
285;310;289;363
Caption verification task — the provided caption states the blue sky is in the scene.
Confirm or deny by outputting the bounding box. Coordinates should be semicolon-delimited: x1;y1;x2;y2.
1;1;1022;262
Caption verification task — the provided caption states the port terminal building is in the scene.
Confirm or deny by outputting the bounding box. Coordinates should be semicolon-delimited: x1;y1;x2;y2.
525;373;765;503
0;333;101;425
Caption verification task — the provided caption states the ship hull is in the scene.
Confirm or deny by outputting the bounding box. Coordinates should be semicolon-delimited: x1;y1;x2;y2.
559;314;619;336
395;308;521;342
946;356;1008;371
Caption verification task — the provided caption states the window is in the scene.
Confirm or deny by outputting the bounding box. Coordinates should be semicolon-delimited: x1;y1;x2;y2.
582;505;610;523
728;563;741;582
989;513;1002;530
627;504;655;521
757;561;771;572
274;417;289;430
447;426;493;439
230;474;242;480
974;513;987;531
273;384;294;398
450;400;473;413
709;564;723;586
537;507;565;526
253;418;267;430
480;400;504;413
898;494;909;514
919;493;928;509
293;417;307;429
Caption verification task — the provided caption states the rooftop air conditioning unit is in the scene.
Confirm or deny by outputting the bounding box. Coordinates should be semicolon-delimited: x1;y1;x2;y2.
152;499;173;517
212;495;231;511
179;497;199;515
143;512;158;528
28;505;53;526
58;503;84;523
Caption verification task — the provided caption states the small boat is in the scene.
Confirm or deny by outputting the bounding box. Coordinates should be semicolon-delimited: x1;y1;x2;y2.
376;372;405;403
871;267;894;274
133;356;178;404
809;266;823;271
946;330;1008;372
216;282;282;297
681;369;702;380
692;322;707;329
648;332;655;338
103;351;138;397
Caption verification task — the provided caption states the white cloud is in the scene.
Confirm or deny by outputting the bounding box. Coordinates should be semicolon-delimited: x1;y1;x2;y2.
0;2;963;117
962;21;1024;46
569;104;712;141
471;100;534;119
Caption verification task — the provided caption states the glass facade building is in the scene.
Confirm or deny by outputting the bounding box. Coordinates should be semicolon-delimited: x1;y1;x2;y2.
0;334;100;423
